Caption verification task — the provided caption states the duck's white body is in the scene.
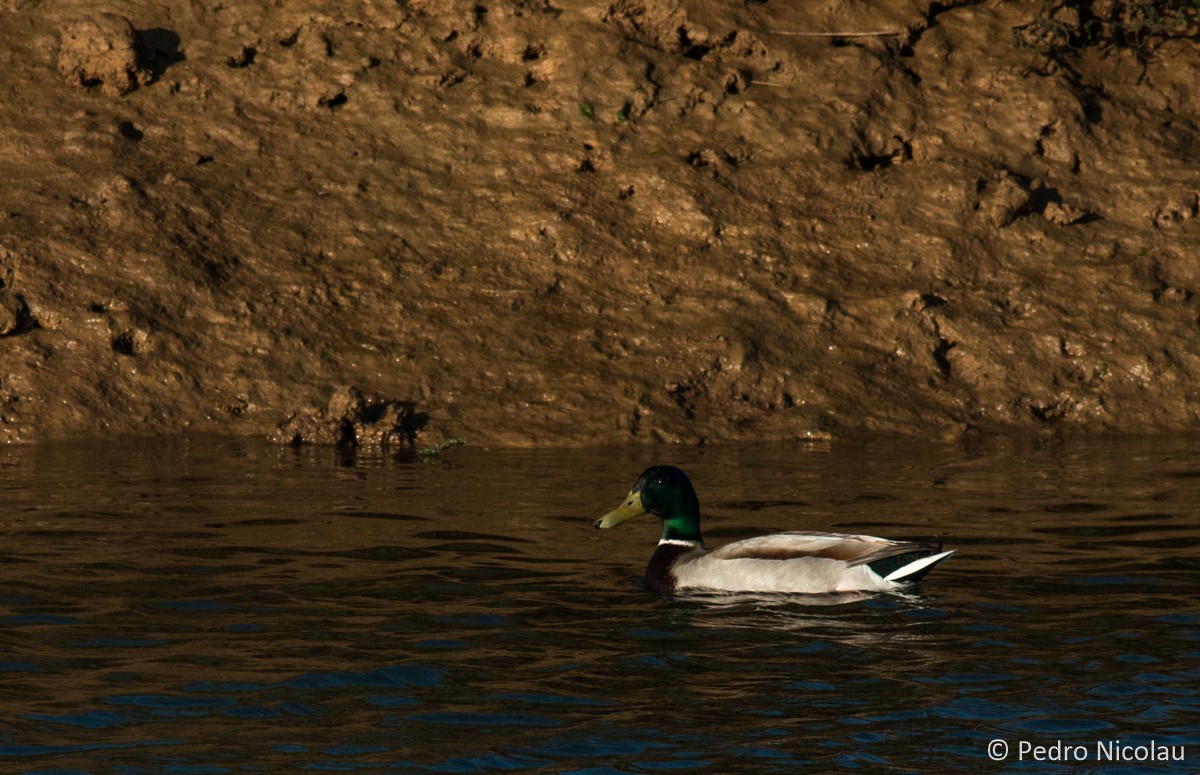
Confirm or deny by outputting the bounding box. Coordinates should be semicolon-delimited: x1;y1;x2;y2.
650;532;954;594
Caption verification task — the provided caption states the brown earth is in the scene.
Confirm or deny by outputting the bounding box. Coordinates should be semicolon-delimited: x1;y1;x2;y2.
1;0;1199;446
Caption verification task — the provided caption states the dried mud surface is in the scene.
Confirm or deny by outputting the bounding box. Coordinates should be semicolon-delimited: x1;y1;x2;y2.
1;1;1199;446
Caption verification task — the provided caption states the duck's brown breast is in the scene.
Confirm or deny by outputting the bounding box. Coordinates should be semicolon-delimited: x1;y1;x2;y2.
643;542;701;594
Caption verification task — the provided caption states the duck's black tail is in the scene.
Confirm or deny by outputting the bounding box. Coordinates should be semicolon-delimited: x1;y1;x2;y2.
868;543;954;584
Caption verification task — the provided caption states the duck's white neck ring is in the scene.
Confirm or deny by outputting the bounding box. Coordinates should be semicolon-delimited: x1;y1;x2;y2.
657;538;701;547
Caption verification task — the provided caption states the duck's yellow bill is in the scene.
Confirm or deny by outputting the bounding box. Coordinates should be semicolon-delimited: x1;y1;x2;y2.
594;490;645;529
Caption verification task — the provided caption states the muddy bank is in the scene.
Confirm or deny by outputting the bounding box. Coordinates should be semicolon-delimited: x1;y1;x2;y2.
1;1;1199;445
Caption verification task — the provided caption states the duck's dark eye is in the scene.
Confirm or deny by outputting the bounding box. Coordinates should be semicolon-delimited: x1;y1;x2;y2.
654;478;667;488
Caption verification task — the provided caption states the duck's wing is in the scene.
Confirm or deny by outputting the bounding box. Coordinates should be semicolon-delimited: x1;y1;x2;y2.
708;531;936;565
707;531;952;586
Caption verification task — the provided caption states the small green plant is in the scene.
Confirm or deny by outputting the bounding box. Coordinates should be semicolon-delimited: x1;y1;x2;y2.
615;104;630;124
578;101;596;120
417;436;467;463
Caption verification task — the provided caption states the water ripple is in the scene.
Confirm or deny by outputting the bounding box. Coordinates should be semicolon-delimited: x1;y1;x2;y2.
2;436;1200;772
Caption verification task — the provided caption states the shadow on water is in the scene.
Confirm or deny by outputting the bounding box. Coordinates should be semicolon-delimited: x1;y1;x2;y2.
0;434;1199;771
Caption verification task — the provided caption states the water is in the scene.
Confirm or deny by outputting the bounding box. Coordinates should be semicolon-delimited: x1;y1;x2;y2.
1;435;1199;773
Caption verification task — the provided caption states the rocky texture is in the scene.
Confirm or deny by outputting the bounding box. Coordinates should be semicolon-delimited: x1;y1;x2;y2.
272;385;423;447
57;13;149;96
1;1;1199;445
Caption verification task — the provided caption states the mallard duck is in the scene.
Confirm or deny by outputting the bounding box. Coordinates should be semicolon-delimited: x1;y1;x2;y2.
595;465;953;594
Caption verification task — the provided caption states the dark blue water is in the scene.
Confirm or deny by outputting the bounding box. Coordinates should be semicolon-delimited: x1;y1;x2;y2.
1;435;1199;773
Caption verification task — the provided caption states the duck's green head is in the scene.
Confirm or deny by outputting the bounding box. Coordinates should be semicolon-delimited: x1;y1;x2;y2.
594;465;703;543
